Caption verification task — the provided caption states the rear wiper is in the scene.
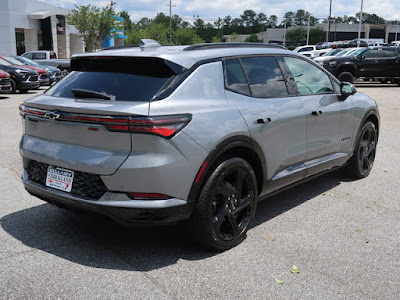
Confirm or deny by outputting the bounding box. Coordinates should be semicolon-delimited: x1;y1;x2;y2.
71;88;115;101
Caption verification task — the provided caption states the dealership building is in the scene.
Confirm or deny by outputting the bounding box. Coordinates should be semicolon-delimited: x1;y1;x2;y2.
0;0;86;58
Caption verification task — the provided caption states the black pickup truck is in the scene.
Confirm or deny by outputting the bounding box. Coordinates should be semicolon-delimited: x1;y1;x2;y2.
322;47;400;84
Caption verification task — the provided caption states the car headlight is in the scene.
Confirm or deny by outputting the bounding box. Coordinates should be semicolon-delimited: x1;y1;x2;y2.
328;61;338;67
15;69;29;74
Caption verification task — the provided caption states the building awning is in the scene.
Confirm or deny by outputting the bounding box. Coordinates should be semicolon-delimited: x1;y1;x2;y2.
29;11;55;20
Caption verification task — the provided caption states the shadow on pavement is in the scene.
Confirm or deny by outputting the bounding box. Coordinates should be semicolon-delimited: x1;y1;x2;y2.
0;96;10;100
2;170;343;271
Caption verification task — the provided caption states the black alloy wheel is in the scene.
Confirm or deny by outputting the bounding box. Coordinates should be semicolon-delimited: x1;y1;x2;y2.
342;121;377;179
357;124;376;175
191;157;257;250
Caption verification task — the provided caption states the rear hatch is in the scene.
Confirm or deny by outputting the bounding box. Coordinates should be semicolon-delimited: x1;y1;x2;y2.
20;56;185;175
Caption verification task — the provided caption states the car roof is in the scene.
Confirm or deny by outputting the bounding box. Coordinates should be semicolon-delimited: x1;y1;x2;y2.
73;43;294;69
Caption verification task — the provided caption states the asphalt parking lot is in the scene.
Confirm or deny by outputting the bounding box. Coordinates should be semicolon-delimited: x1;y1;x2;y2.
1;83;400;299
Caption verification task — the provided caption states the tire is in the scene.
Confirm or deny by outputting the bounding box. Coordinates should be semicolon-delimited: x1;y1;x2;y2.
338;71;354;83
342;121;377;179
189;157;258;250
10;79;17;93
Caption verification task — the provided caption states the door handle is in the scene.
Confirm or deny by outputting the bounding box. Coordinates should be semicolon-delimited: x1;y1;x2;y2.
312;110;323;116
257;117;272;124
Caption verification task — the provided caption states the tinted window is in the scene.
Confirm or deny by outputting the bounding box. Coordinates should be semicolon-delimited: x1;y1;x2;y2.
241;56;288;98
50;52;57;59
33;53;46;59
283;56;334;95
23;53;33;59
382;48;397;57
364;49;378;58
298;47;314;52
46;71;172;102
224;59;250;95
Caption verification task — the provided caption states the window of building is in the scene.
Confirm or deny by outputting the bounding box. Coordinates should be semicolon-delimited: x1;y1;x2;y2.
283;56;334;95
15;29;25;56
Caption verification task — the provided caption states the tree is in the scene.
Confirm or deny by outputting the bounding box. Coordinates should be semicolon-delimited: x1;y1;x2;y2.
244;34;259;42
285;27;307;45
268;15;277;27
230;32;241;42
256;13;268;32
174;28;195;45
282;11;295;27
309;27;326;44
241;10;257;27
68;1;122;51
119;11;132;31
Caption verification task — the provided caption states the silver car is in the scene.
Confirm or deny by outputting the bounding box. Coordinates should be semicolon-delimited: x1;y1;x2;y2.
20;40;379;250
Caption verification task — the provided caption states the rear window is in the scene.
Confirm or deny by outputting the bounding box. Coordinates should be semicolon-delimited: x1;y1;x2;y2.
33;53;46;59
45;56;184;102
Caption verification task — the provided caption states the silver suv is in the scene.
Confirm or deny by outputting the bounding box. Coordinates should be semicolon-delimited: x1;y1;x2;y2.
20;41;379;250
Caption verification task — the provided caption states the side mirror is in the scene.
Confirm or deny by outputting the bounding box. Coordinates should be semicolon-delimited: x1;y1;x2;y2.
358;55;365;61
339;82;356;100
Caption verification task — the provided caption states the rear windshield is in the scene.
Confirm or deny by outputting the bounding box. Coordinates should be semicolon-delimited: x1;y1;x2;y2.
45;56;185;102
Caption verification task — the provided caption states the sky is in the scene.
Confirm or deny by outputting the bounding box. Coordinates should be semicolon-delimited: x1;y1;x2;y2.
39;0;400;23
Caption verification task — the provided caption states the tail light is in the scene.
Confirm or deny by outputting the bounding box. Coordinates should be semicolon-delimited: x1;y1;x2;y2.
20;105;191;139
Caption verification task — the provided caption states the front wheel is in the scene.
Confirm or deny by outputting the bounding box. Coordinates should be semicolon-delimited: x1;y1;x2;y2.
338;71;354;83
190;157;258;250
342;121;377;179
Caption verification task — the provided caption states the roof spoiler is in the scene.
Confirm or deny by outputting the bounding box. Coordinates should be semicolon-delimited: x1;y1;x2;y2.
140;39;161;50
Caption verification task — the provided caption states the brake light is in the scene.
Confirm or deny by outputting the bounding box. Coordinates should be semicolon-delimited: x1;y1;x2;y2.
127;192;171;200
19;105;191;139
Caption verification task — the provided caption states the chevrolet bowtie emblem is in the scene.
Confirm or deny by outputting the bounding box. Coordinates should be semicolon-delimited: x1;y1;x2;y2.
44;112;61;120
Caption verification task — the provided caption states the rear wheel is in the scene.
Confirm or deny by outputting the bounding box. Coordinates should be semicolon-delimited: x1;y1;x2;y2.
342;121;377;179
338;71;354;83
190;157;257;250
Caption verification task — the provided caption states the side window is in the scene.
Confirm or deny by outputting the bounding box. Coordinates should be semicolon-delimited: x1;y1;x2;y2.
24;53;33;59
283;56;334;95
382;48;397;57
50;52;57;59
298;47;313;52
33;53;46;59
241;56;289;98
224;59;250;95
363;49;378;58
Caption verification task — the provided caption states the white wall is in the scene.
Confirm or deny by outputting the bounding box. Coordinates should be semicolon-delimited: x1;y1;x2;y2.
0;0;83;56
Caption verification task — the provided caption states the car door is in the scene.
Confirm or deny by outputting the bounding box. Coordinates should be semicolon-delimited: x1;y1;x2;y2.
357;48;381;77
281;55;355;177
379;48;400;77
223;56;308;194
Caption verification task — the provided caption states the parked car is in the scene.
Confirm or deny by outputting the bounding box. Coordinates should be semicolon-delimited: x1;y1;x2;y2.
20;41;380;250
321;46;400;84
0;57;39;93
0;70;11;93
0;55;49;86
313;47;362;65
391;41;400;47
12;56;61;85
21;51;70;77
337;39;368;48
293;45;330;57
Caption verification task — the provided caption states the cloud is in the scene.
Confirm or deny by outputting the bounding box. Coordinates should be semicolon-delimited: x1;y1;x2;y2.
37;0;400;22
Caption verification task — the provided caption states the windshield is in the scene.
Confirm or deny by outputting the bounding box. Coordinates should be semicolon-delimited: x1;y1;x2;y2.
17;56;39;66
0;58;12;66
322;49;339;56
349;49;365;57
5;56;24;65
336;49;350;56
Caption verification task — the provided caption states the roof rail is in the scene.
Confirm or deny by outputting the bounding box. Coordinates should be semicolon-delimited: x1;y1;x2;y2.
183;43;287;51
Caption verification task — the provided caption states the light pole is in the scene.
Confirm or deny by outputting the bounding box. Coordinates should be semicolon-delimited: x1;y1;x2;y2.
326;0;332;42
306;13;311;45
396;20;399;41
193;15;199;43
357;0;364;47
166;0;175;44
283;18;287;46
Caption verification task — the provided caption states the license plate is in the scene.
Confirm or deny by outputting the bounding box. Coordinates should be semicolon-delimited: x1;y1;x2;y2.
46;166;74;192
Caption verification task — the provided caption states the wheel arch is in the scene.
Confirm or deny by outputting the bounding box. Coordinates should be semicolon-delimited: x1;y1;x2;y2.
187;135;266;209
337;64;357;77
351;109;380;153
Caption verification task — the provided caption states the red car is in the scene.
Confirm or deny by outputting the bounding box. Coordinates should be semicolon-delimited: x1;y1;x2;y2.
0;55;49;86
0;69;11;93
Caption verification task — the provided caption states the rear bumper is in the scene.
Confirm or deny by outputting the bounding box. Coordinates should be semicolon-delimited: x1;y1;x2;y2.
22;171;192;225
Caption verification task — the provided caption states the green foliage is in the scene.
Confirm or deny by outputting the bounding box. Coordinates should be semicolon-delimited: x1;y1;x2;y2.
119;11;132;31
244;34;259;43
285;27;307;45
229;33;241;42
309;27;326;44
68;1;122;51
126;23;169;45
175;28;195;45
